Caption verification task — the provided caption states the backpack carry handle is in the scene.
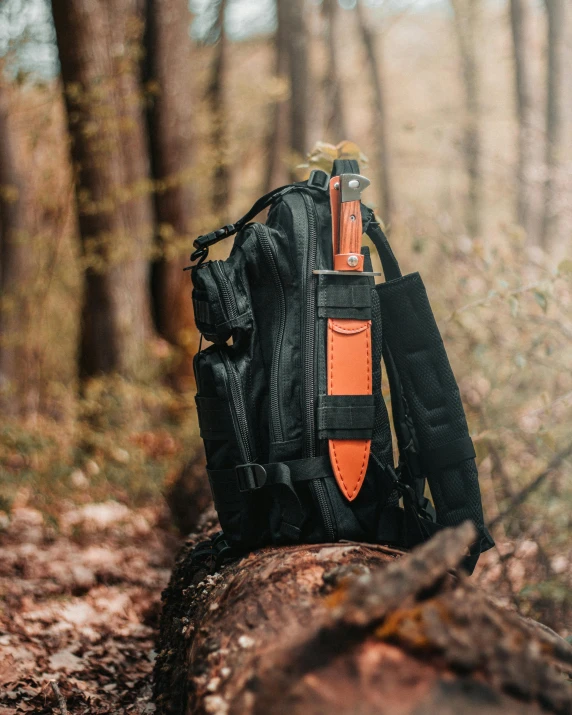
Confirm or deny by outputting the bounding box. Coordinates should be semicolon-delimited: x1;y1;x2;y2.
189;183;302;265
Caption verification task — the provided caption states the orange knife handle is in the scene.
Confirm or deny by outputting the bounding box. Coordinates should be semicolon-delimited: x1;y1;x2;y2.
339;200;362;257
329;176;341;256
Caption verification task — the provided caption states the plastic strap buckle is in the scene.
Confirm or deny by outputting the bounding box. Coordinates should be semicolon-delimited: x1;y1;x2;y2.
235;463;267;492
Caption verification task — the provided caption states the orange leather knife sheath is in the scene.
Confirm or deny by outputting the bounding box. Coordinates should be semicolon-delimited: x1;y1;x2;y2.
327;174;372;501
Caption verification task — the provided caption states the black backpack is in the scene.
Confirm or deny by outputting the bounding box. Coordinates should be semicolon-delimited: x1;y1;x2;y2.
189;159;494;573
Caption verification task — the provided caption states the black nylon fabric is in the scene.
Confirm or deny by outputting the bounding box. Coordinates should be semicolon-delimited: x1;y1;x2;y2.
190;160;493;571
375;272;494;555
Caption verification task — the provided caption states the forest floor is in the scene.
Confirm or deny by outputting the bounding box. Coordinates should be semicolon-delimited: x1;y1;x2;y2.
0;501;181;715
1;497;569;715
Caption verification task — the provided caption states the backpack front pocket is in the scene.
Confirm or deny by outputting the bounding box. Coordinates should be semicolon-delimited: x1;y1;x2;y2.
191;259;252;344
194;344;265;545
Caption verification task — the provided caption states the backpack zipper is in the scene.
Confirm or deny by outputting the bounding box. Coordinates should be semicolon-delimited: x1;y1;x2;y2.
213;262;238;322
255;224;285;443
221;350;254;463
302;193;317;457
301;192;335;541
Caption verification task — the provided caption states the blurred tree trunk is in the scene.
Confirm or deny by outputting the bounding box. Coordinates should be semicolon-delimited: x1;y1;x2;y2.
283;0;309;180
451;0;482;239
206;0;230;219
510;0;536;242
145;0;197;391
356;1;395;226
541;0;566;250
51;0;155;380
263;0;289;191
322;0;347;144
0;83;33;416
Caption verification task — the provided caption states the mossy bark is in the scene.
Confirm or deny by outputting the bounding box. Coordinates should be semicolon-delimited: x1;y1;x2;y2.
154;520;572;715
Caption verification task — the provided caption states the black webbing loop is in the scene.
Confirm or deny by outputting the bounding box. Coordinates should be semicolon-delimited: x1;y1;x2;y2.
207;455;333;507
332;159;360;176
317;394;375;440
317;283;372;309
208;455;335;544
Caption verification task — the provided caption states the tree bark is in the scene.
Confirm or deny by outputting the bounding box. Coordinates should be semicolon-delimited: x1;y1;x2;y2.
0;82;34;415
263;0;289;192
451;0;482;239
321;0;347;144
206;0;230;220
154;521;572;715
509;0;536;242
541;0;567;250
51;0;155;379
282;0;309;181
355;1;395;226
145;0;197;391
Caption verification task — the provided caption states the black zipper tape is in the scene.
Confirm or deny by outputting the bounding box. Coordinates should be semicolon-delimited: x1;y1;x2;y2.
255;224;286;443
213;262;238;323
221;350;254;464
300;193;335;541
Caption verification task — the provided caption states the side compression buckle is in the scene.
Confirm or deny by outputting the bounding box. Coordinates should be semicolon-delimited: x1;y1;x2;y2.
235;463;267;492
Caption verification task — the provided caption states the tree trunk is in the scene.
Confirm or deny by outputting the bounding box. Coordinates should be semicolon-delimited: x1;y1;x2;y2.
51;0;155;379
355;1;395;227
451;0;482;239
206;0;230;220
282;0;309;180
154;521;572;715
321;0;347;144
145;0;197;391
0;82;34;415
263;0;289;192
510;0;536;242
541;0;566;250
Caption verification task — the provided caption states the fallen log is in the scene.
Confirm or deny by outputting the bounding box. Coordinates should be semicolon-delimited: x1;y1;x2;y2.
154;518;572;715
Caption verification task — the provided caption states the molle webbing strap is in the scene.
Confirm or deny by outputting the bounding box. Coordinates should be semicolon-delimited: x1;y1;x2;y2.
317;394;375;440
317;281;372;320
207;455;334;511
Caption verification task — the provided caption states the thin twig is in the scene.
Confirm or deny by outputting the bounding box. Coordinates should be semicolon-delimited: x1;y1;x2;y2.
488;443;572;529
50;681;69;715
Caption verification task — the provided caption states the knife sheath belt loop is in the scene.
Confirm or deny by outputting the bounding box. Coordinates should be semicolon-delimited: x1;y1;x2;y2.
327;173;372;502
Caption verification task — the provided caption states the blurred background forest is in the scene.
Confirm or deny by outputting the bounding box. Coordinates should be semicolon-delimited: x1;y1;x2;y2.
1;0;572;634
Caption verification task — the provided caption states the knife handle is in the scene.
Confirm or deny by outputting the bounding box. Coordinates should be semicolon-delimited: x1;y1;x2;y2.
339;200;362;256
